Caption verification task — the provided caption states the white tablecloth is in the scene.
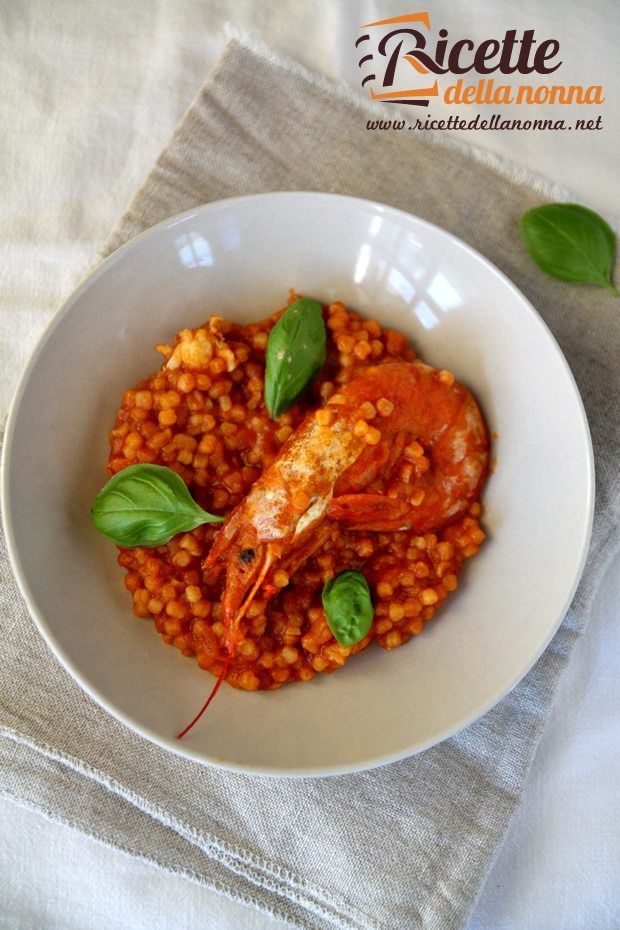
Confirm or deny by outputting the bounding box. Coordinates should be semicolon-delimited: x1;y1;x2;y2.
1;2;618;927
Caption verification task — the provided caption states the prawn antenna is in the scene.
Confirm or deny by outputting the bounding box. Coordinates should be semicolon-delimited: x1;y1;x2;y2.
176;544;278;739
176;652;232;739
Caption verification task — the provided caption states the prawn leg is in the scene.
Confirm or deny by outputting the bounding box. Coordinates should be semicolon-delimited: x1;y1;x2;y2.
327;493;412;531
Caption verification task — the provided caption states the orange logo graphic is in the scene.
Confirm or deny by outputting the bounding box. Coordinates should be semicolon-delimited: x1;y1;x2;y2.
356;12;439;106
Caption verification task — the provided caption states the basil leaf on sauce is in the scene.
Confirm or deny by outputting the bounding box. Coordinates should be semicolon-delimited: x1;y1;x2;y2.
264;297;327;419
521;203;618;296
322;570;375;647
91;464;223;547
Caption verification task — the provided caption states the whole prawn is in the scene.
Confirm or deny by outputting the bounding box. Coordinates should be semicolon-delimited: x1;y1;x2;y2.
176;361;488;737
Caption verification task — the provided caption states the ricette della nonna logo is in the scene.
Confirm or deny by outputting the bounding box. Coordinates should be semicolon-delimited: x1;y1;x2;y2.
356;11;604;130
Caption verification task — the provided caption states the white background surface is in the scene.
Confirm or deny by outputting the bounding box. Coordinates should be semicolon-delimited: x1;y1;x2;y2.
1;2;618;928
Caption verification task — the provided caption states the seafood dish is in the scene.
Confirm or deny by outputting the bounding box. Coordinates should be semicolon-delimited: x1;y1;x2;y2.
93;295;489;736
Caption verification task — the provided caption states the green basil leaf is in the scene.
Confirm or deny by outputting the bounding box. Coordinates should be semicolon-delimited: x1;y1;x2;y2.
322;569;374;647
521;203;618;296
91;463;223;547
264;297;327;419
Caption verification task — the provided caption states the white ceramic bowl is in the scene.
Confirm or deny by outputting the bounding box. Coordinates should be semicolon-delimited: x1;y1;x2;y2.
1;192;594;776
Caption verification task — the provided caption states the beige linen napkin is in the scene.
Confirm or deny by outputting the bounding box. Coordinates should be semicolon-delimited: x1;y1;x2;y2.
1;35;618;930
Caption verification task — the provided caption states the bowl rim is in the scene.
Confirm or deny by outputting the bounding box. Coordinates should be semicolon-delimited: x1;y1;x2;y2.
0;190;595;777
